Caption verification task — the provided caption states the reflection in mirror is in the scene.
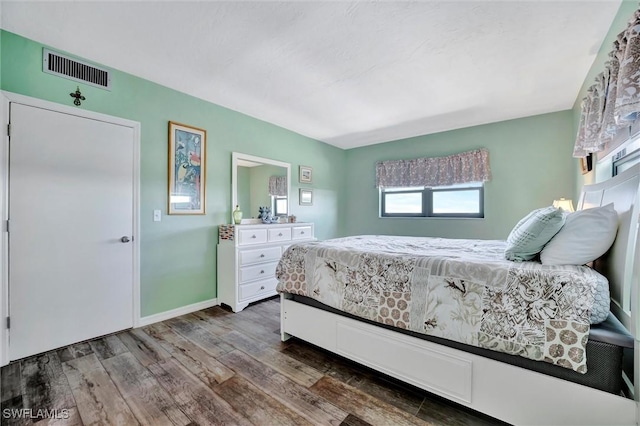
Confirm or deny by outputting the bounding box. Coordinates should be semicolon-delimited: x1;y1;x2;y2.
232;153;291;223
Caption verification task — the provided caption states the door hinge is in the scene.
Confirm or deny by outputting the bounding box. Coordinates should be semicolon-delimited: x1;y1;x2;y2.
6;317;10;329
5;220;9;233
7;124;10;137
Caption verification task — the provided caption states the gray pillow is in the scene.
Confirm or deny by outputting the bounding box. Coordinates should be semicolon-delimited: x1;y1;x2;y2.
505;206;566;261
590;274;610;324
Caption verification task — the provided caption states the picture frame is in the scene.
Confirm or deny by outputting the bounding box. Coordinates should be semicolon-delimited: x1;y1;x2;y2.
580;153;593;175
299;165;313;183
168;121;206;215
299;188;313;206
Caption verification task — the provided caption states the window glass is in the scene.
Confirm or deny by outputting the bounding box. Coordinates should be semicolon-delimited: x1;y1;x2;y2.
384;192;422;214
432;190;481;214
380;184;483;218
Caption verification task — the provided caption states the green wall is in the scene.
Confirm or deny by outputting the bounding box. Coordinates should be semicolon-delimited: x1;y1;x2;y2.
1;30;346;316
343;111;576;240
571;1;637;195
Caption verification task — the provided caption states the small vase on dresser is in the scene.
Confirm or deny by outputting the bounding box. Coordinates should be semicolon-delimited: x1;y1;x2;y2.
217;222;315;312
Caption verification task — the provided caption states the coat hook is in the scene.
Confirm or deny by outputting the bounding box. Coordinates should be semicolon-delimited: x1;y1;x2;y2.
70;86;86;106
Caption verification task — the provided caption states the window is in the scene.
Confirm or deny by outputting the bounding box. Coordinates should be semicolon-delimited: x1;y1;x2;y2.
272;195;288;216
380;183;484;218
613;147;640;177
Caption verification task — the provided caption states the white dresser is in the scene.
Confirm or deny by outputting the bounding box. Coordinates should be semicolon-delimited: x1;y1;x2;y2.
217;222;315;312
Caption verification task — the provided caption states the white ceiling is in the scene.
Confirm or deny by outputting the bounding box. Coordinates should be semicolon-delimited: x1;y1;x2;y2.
1;1;622;149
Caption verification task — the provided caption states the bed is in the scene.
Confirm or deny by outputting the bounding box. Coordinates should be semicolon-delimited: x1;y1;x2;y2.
277;163;640;426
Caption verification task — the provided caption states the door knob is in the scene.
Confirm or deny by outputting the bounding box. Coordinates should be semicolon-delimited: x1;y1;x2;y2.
121;236;131;243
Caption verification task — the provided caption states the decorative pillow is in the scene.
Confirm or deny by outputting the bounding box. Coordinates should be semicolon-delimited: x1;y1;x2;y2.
540;203;618;266
590;275;610;324
504;206;566;261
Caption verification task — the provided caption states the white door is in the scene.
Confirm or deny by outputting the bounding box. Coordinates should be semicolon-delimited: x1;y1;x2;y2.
9;103;134;360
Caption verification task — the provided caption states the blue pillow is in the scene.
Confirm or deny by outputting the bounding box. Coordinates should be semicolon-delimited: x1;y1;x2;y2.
505;206;566;261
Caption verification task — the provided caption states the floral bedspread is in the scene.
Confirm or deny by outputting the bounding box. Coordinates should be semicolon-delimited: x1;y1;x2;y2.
276;235;608;373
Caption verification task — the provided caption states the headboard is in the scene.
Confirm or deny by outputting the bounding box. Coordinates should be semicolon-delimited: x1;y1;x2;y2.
578;162;640;339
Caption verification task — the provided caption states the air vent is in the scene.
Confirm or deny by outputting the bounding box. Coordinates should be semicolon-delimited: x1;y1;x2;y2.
43;48;111;90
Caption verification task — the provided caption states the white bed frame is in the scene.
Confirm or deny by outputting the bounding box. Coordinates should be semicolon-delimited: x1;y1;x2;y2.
280;163;640;426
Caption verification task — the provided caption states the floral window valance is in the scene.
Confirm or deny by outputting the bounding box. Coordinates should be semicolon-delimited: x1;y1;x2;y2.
268;176;287;196
574;6;640;157
375;148;491;188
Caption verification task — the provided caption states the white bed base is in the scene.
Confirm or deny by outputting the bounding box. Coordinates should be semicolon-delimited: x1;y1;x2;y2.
280;162;640;426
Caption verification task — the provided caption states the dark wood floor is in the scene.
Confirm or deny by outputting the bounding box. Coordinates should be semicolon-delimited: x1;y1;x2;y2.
0;297;507;426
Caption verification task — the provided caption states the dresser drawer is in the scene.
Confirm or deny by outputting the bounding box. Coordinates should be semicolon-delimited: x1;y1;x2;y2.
238;228;268;245
239;246;282;266
239;278;278;301
268;227;292;242
239;262;278;283
292;226;312;240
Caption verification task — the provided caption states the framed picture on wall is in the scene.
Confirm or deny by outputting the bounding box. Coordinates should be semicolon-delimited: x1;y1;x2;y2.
299;165;313;183
299;188;313;206
168;121;206;214
580;153;593;175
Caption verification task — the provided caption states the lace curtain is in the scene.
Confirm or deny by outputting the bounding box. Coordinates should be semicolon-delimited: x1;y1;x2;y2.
574;7;640;157
268;176;287;196
375;149;491;188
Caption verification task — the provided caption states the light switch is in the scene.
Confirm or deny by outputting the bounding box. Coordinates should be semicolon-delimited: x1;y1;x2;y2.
153;209;162;222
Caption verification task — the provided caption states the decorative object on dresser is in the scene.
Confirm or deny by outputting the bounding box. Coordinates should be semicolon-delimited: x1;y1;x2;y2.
217;222;315;312
232;205;243;224
258;206;278;224
168;121;206;215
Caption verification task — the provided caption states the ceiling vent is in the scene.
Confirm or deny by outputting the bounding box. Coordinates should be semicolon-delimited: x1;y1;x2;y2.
43;48;111;90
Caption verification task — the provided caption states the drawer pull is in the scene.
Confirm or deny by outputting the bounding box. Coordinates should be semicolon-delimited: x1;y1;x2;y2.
301;231;305;235
278;233;283;237
251;235;257;239
260;270;265;274
260;286;265;290
260;254;265;258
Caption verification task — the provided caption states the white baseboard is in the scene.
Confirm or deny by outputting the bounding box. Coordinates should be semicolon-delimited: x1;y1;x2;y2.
137;298;218;327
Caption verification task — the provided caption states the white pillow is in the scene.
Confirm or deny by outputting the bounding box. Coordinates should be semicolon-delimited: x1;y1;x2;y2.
540;203;618;265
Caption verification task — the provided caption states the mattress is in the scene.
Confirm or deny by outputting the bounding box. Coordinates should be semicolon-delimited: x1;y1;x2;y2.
276;235;611;373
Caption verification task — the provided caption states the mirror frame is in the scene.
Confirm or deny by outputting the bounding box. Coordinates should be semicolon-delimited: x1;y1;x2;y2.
231;152;291;224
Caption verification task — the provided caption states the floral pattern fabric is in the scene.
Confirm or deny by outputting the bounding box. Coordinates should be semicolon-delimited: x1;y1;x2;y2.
375;149;491;188
276;236;608;373
574;6;640;157
268;176;287;196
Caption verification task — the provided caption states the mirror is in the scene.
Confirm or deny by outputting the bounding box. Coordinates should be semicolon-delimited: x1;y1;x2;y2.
232;152;291;223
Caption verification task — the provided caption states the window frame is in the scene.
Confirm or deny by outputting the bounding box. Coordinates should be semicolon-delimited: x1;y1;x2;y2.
380;185;484;218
